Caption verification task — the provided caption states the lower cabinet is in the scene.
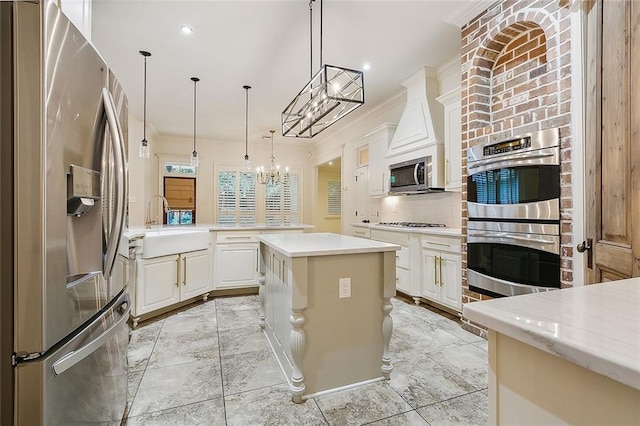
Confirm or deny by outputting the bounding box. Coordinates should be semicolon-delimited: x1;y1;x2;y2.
215;243;259;289
213;229;302;290
132;249;212;327
421;236;462;312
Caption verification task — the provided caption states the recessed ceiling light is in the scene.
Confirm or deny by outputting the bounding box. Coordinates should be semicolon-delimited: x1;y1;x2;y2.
362;63;371;71
181;25;193;35
329;161;333;166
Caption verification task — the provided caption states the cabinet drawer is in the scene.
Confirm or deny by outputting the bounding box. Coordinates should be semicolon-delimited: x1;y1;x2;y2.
216;231;258;244
353;227;371;238
421;235;461;253
370;229;409;245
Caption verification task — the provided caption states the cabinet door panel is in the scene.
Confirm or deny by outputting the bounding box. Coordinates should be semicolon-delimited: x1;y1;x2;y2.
440;253;461;310
421;250;440;300
136;255;179;315
215;244;259;289
396;266;410;294
181;250;212;299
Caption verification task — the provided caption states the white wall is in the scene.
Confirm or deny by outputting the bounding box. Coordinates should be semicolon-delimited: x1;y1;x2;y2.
310;56;464;233
127;115;159;227
149;135;313;224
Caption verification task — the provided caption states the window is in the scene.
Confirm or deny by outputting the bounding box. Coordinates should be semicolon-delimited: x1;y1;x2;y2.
164;176;196;224
217;168;256;225
264;172;301;225
327;180;341;216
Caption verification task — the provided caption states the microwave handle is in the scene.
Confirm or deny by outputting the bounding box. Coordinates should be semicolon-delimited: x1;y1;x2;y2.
413;163;420;185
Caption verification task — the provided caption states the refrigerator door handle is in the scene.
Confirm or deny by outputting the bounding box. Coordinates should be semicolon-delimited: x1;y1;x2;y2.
51;293;130;376
101;88;127;278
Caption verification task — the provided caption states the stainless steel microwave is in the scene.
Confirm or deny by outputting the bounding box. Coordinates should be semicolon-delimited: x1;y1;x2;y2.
389;156;441;194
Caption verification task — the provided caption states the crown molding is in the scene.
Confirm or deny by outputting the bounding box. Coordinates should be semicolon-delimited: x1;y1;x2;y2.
444;0;500;28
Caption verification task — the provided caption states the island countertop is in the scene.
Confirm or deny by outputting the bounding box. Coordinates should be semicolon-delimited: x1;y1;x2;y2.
257;232;400;258
463;278;640;390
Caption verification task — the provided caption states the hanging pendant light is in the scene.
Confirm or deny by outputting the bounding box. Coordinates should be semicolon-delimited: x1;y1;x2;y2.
257;130;289;185
190;77;200;168
281;0;364;138
242;85;252;171
139;50;151;158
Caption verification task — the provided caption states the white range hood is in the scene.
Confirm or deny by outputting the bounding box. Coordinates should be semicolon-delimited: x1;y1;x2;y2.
386;67;444;162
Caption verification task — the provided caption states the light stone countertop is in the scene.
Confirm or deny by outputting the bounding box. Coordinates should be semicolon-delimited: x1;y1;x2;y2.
257;232;400;258
125;223;313;239
463;279;640;390
352;222;462;237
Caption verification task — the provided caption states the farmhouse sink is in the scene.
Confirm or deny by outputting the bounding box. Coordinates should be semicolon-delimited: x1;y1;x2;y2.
141;229;210;259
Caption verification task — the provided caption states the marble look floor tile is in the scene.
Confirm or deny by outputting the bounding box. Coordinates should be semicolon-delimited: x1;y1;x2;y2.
427;344;488;390
160;310;217;333
225;383;327;426
365;410;429;425
215;295;259;311
473;339;489;352
128;320;163;372
146;327;219;369
389;335;421;361
125;398;226;426
435;318;486;344
128;359;222;417
127;370;144;405
221;348;285;395
218;324;268;355
416;390;489;426
314;381;412;425
393;324;466;354
215;306;261;331
388;353;477;409
174;299;217;317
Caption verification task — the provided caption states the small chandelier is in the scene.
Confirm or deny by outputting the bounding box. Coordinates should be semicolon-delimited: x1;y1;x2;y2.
242;85;252;171
190;77;200;167
257;130;289;185
281;0;364;138
139;50;151;158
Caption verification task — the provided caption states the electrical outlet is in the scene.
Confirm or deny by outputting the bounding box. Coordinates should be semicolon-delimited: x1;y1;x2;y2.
339;277;351;298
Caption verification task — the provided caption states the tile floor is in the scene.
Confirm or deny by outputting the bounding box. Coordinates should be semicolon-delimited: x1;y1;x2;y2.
123;295;488;425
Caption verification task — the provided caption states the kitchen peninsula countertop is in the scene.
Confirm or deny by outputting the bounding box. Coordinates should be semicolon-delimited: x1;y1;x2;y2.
257;232;400;258
352;222;462;237
463;279;640;390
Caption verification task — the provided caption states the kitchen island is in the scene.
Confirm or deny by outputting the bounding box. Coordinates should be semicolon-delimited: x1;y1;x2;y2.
463;279;640;425
257;232;400;403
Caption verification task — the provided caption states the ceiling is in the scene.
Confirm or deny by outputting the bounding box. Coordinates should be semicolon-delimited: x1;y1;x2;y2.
91;1;476;146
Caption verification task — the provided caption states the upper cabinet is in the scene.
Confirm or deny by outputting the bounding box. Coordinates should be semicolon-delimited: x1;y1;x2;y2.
365;123;397;197
436;88;462;192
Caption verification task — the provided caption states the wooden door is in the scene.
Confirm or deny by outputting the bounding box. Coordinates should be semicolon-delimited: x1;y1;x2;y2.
164;177;196;223
584;0;640;282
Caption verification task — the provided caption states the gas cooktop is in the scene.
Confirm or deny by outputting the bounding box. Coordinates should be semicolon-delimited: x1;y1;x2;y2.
376;222;447;228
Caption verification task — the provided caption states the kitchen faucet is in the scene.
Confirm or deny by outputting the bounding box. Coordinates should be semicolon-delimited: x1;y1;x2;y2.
145;195;170;228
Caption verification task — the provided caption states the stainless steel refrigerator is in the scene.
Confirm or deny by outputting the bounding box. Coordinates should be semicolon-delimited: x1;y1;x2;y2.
0;1;130;424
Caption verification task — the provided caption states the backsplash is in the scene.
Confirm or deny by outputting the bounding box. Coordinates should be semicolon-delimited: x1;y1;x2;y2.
380;192;462;228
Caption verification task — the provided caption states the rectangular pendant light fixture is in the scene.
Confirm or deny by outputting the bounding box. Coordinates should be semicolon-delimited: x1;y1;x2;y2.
281;0;364;139
282;64;364;138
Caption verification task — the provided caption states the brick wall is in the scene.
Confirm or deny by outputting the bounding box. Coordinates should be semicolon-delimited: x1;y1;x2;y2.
460;0;573;337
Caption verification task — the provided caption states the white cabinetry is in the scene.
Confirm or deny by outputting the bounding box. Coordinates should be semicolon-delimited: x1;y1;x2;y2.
421;235;462;311
213;229;303;290
214;232;259;289
352;225;371;239
355;165;369;220
370;228;420;301
365;124;396;196
436;88;462;191
133;248;212;327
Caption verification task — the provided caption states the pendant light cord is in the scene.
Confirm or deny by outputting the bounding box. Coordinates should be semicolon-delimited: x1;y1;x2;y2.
309;0;313;79
320;0;323;69
244;85;251;160
191;77;199;153
143;56;147;140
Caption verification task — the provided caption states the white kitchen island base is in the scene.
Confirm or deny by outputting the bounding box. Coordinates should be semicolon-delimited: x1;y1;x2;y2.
257;233;399;403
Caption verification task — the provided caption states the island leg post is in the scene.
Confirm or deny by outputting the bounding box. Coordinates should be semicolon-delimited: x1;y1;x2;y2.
289;310;306;403
381;298;393;379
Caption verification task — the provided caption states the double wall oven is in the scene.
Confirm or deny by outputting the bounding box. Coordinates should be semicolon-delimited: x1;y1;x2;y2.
466;128;561;297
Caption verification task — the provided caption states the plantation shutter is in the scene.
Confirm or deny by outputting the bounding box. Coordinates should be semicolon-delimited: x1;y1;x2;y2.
217;168;256;225
327;180;341;216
